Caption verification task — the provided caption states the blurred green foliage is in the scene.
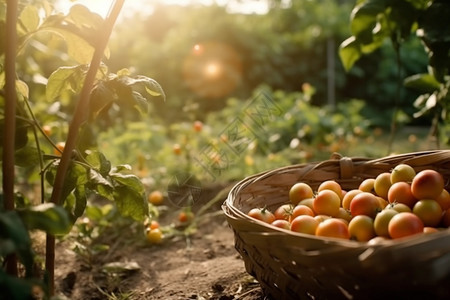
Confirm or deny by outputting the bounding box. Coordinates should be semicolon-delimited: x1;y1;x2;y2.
106;0;429;127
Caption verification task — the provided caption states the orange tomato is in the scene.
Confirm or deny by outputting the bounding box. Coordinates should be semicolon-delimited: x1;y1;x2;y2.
290;204;315;221
146;228;163;244
313;189;341;217
42;125;52;136
387;182;417;208
247;207;275;224
436;189;450;211
54;142;65;155
148;190;164;205
149;220;160;230
271;219;290;230
173;144;182;155
193;120;203;132
315;218;350;240
388;212;424;239
349;192;381;218
290;215;319;235
317;180;343;200
274;204;293;221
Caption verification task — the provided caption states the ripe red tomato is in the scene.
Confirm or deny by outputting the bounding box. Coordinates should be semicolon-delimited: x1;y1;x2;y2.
149;220;160;230
193;120;203;132
349;192;380;218
411;169;444;200
179;211;194;223
388;212;424;239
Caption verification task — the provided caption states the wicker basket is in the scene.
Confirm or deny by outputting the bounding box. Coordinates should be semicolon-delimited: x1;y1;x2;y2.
223;150;450;300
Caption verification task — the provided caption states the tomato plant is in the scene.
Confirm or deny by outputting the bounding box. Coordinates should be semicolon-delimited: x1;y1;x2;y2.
1;0;164;296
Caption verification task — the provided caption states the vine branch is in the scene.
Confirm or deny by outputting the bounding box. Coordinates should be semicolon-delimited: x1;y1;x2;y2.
3;0;19;277
45;0;125;295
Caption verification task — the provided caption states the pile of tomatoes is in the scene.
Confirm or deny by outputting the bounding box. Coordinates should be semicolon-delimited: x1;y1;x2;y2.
247;164;450;242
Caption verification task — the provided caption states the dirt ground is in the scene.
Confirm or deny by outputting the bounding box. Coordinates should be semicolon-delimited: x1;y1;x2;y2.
52;183;266;300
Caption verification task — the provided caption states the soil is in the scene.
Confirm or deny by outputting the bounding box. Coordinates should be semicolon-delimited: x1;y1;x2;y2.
51;182;266;300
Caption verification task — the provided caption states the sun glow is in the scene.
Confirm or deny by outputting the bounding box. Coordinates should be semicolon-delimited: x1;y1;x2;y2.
55;0;153;18
56;0;270;18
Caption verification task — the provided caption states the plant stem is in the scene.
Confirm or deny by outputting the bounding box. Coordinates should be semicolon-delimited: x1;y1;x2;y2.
45;0;125;295
3;0;18;276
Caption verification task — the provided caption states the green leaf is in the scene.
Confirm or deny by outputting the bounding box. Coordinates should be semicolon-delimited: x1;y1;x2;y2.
16;79;29;99
14;146;41;168
87;168;114;201
42;27;95;64
0;211;35;276
110;165;147;221
67;4;103;29
73;185;87;219
19;5;40;33
46;161;88;204
113;185;148;221
404;73;441;93
85;150;112;176
46;65;86;102
17;203;72;235
350;0;386;43
89;81;115;118
110;166;145;196
339;37;361;71
0;211;31;252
